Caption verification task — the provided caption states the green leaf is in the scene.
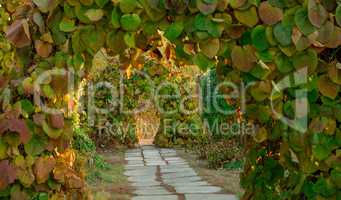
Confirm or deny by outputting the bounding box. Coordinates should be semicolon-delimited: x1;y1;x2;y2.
230;0;247;8
85;9;104;22
42;85;55;99
193;53;216;71
124;33;135;48
111;7;121;29
59;18;76;32
42;121;62;139
20;99;34;116
92;50;109;73
95;0;109;8
292;49;318;72
251;25;269;51
0;140;8;160
273;22;292;46
24;135;47;156
164;22;184;42
80;0;94;6
75;5;92;24
120;14;141;32
254;127;268;143
120;0;139;13
275;52;294;74
336;5;341;27
250;81;272;101
295;8;316;36
313;177;337;196
331;169;341;188
234;7;259;27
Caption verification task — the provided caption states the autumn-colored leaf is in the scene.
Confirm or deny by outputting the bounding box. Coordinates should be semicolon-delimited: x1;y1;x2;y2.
49;113;65;129
259;1;283;25
318;75;340;99
0;160;17;190
35;40;53;58
231;45;257;72
308;0;328;28
234;7;259;27
199;38;220;58
5;19;31;48
0;118;31;144
33;156;56;184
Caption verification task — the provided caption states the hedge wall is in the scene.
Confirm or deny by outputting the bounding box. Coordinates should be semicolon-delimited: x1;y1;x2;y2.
0;0;341;199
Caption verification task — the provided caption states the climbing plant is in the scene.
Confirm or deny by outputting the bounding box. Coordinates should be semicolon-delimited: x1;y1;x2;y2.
0;0;340;199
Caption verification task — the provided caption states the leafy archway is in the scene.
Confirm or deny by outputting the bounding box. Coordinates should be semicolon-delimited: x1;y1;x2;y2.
1;0;341;199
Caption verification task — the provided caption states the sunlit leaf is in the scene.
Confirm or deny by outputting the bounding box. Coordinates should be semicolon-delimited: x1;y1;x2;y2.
193;53;216;71
95;0;109;8
85;9;104;22
120;0;139;13
59;18;76;32
164;21;184;42
234;7;259;27
111;7;121;29
35;40;53;58
120;14;141;31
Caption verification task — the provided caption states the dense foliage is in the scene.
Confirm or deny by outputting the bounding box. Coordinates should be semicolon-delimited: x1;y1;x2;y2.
0;0;340;199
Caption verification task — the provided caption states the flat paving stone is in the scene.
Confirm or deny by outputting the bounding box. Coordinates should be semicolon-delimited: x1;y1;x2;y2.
134;188;171;195
124;152;142;157
124;169;156;176
125;157;143;161
131;181;161;187
170;181;211;187
128;175;156;182
128;160;144;165
185;194;238;200
174;186;222;194
126;164;145;168
164;176;202;183
162;171;198;179
132;195;178;200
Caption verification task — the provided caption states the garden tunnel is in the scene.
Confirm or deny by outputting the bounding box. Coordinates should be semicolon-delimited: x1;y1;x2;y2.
0;0;341;199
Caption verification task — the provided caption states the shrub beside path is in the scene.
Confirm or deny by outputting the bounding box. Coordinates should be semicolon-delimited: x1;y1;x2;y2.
124;145;238;200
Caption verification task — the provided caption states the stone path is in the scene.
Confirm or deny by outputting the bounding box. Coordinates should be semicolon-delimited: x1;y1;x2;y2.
124;145;238;200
